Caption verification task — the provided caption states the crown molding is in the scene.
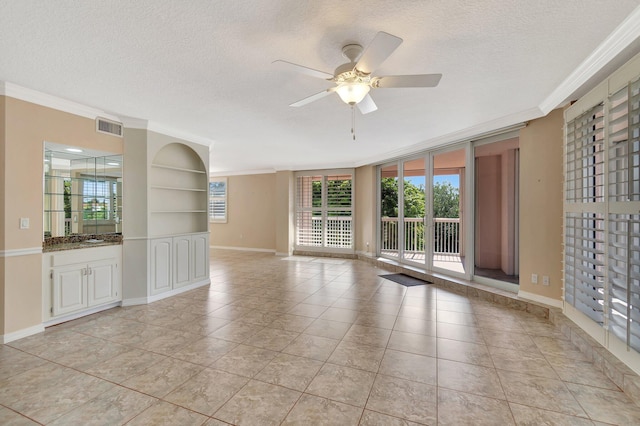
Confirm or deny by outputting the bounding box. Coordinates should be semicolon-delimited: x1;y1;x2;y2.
539;5;640;114
354;107;539;167
210;168;276;177
0;81;121;122
119;117;215;147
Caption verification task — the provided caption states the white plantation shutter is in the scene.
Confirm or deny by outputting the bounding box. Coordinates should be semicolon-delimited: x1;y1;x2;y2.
295;172;353;251
209;179;227;222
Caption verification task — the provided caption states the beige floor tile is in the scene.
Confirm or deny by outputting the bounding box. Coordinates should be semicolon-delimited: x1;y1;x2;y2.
378;349;437;385
398;305;437;321
282;394;363;425
436;322;485;344
0;345;46;381
392;316;436;336
354;311;397;329
475;313;524;332
567;382;640;424
283;333;340;361
238;310;283;326
318;307;360;323
267;313;315;332
359;410;423;426
437;338;494;367
328;340;386;372
128;401;209;425
366;374;437;424
437;300;474;313
287;303;329;318
437;388;514;425
173;315;231;335
438;359;505;399
344;324;392;348
545;355;620;390
215;380;301;426
208;304;252;320
387;330;436;357
49;386;156;426
306;363;376;407
172;336;238;366
496;370;586;417
436;310;477;326
164;368;249;416
509;403;597;426
122;357;204;398
489;346;559;379
243;326;300;351
211;344;278;377
0;363;114;424
0;405;39;425
208;320;265;343
531;335;591;361
481;329;541;353
134;328;201;356
304;318;352;339
255;353;324;391
85;348;166;383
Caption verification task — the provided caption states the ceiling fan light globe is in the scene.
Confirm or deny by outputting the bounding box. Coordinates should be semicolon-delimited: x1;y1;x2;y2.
336;83;370;105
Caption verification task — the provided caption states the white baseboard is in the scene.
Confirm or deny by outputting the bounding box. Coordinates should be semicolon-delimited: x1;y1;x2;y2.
3;324;46;344
121;297;150;307
211;245;276;254
517;290;563;308
43;302;122;327
275;252;291;257
147;279;211;304
356;250;375;259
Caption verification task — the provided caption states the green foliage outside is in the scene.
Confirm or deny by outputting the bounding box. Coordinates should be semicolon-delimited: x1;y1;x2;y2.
380;177;459;219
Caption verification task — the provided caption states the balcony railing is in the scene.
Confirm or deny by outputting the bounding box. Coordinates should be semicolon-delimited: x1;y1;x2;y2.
297;216;352;248
380;217;460;255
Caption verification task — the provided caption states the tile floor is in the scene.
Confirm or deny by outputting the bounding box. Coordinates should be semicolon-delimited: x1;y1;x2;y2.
2;250;640;425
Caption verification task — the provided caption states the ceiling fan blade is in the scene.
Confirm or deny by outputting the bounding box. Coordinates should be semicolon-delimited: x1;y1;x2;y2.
355;32;403;75
290;88;335;107
357;94;378;114
374;74;442;88
272;60;333;80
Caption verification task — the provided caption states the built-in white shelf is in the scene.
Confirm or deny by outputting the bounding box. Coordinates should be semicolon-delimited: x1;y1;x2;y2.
150;164;206;174
150;185;207;192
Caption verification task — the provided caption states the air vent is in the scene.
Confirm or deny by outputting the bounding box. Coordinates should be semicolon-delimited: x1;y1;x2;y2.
96;117;123;137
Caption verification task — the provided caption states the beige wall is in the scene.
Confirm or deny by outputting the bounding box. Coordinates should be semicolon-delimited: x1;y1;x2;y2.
1;96;122;335
355;165;376;255
210;173;276;251
0;96;5;333
519;108;564;300
475;155;502;269
275;171;294;255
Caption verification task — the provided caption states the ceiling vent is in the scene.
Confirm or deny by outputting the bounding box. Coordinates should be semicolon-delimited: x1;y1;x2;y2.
96;117;123;138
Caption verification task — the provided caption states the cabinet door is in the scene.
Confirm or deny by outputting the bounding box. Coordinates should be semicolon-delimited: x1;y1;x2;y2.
173;235;191;288
150;238;172;295
192;233;209;282
88;259;119;307
52;265;87;316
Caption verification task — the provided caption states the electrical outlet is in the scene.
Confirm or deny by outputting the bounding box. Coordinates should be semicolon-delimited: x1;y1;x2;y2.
19;218;29;229
543;276;550;286
531;274;538;284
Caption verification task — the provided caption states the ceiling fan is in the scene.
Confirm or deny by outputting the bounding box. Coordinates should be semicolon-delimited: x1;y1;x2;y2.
274;31;442;115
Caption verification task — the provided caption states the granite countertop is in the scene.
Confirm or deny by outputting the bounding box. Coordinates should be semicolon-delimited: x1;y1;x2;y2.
43;234;123;253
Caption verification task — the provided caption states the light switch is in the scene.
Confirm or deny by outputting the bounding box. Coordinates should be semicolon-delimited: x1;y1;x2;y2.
19;218;29;229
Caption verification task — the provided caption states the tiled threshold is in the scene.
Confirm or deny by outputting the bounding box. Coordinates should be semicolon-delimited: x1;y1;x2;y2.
296;250;640;407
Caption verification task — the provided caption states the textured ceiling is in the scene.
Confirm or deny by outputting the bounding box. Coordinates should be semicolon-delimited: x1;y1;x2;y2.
1;1;639;173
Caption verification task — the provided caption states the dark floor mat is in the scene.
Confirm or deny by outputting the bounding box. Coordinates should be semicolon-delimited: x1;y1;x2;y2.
380;273;432;287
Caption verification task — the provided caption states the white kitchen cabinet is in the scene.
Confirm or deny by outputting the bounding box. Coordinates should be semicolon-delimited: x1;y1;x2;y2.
52;265;87;316
174;235;192;288
45;245;122;320
149;232;209;296
150;238;172;295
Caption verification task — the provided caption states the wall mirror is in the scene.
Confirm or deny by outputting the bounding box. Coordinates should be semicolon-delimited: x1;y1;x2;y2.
44;142;123;239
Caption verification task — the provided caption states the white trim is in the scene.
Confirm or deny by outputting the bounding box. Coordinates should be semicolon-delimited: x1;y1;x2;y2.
2;324;45;344
210;245;276;254
147;279;211;303
123;236;150;241
539;5;640;113
210;169;276;177
43;302;122;327
356;111;535;167
0;81;120;122
121;297;150;307
517;290;563;309
356;250;376;259
472;275;519;293
0;247;43;258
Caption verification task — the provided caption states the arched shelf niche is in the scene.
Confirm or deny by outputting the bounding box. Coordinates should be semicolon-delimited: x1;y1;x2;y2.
149;143;208;236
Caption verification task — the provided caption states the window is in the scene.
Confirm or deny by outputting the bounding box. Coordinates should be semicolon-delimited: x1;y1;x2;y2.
82;179;114;220
295;171;353;251
209;178;227;223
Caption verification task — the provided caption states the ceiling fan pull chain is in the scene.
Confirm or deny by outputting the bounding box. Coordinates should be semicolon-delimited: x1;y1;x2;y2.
351;105;356;141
